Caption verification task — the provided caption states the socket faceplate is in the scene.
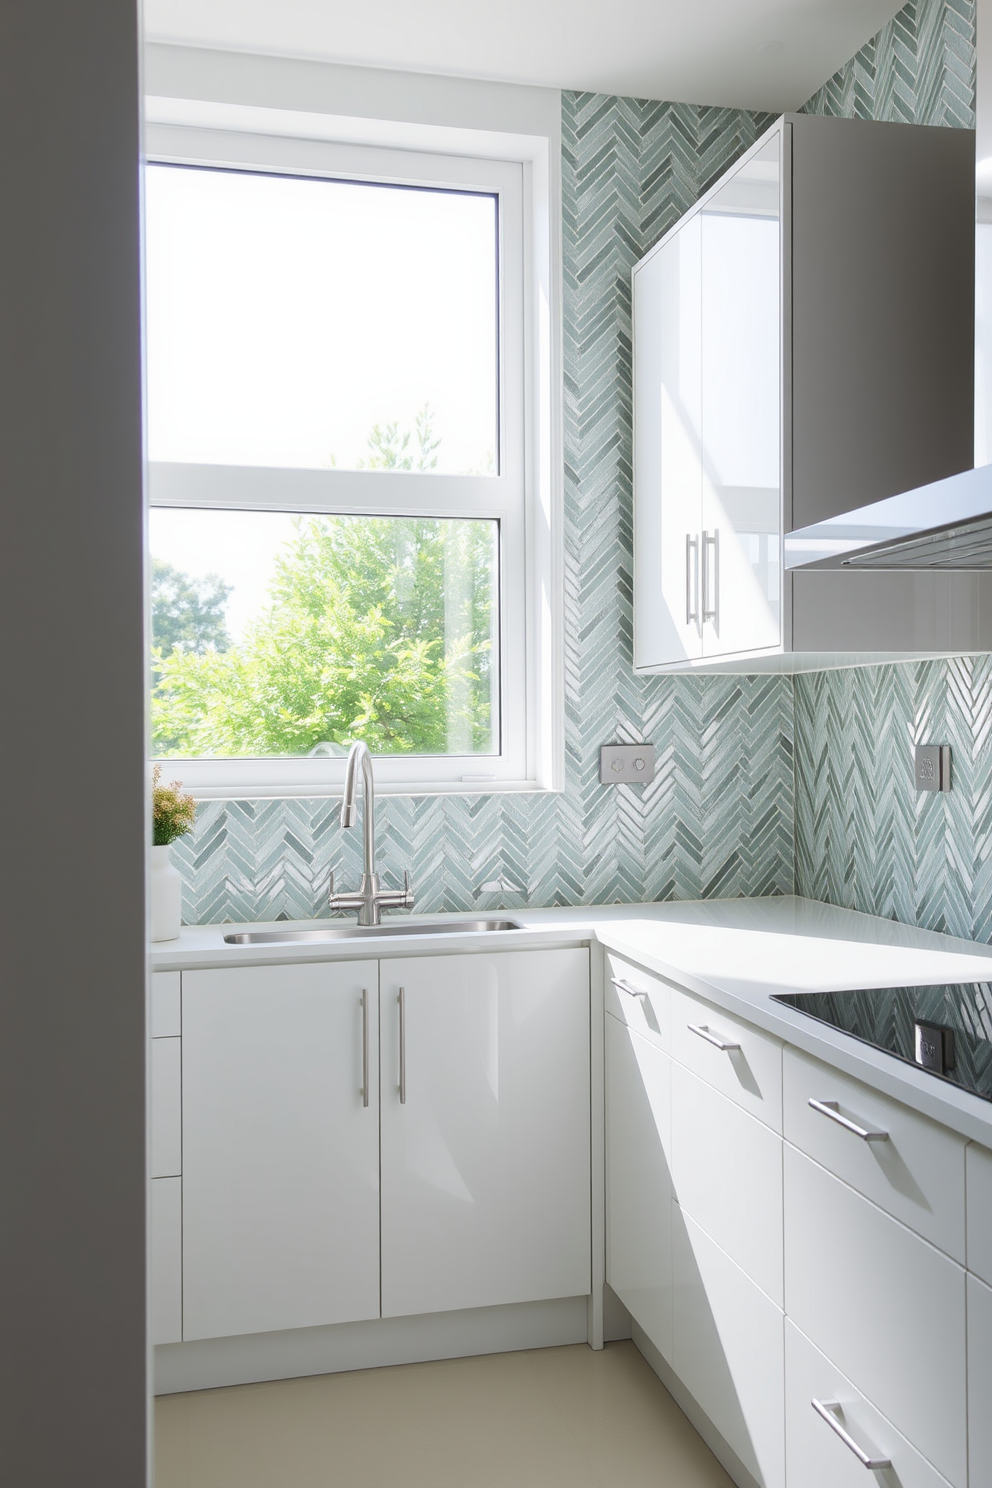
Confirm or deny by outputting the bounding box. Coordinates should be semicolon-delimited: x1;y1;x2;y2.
914;744;951;793
599;743;655;785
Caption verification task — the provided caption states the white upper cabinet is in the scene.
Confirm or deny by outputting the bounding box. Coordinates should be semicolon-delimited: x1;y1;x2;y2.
698;135;781;660
634;215;703;667
634;113;986;672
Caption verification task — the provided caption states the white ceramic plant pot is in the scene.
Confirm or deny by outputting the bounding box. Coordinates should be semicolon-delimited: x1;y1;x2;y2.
150;844;183;942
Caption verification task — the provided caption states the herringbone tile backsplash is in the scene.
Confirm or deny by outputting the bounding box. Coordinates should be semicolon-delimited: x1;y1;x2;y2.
174;0;983;935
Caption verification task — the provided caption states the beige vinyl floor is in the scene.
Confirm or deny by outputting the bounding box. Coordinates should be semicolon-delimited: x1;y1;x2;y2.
154;1340;735;1487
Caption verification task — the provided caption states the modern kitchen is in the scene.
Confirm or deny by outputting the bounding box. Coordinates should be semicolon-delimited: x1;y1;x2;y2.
5;2;992;1486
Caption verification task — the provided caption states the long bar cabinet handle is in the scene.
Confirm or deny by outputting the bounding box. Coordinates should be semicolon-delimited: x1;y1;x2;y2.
702;529;719;624
611;976;647;999
811;1398;891;1470
808;1098;888;1142
686;533;700;625
399;986;406;1105
361;987;369;1108
687;1022;740;1052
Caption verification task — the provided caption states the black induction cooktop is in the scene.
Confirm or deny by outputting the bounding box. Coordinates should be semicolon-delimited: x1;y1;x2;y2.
771;982;992;1103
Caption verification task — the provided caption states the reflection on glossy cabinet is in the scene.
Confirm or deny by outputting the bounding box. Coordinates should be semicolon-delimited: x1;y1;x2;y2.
181;960;381;1341
379;949;590;1320
605;1014;673;1358
673;1206;785;1488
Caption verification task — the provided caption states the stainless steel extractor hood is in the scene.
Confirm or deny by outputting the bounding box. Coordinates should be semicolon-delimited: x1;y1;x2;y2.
784;463;992;571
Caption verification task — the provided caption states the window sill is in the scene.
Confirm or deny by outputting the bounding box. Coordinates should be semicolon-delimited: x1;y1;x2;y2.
187;778;561;802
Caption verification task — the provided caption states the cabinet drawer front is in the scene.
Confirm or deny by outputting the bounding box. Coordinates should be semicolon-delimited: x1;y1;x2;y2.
604;953;671;1050
671;988;782;1131
150;1036;181;1179
673;1206;785;1488
606;1018;673;1360
151;1177;182;1346
672;1062;783;1305
785;1321;955;1488
784;1046;966;1261
968;1274;992;1488
151;971;180;1038
784;1145;966;1486
966;1142;992;1286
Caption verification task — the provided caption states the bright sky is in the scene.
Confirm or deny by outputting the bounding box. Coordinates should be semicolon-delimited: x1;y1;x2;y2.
150;507;297;640
144;163;498;473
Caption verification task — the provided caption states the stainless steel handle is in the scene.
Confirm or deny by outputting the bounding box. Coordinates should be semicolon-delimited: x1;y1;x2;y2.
811;1399;891;1470
688;1022;740;1052
702;529;719;624
399;986;406;1105
685;533;700;625
361;987;369;1108
808;1098;888;1142
611;976;647;1000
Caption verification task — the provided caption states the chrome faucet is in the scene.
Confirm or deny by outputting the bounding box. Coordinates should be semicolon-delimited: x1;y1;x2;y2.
328;740;414;926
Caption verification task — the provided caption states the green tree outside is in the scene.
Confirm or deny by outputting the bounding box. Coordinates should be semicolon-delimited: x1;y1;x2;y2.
151;411;497;760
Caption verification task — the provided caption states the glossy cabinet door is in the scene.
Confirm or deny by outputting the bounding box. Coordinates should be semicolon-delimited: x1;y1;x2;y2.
699;133;782;659
969;1273;992;1488
672;1206;785;1488
380;949;590;1319
671;1061;783;1305
182;961;380;1341
784;1145;966;1487
633;215;703;667
785;1320;955;1488
605;1014;673;1359
151;1176;182;1346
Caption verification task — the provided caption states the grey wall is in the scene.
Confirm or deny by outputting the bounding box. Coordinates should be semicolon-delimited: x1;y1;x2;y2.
794;0;985;936
0;3;149;1483
172;97;796;923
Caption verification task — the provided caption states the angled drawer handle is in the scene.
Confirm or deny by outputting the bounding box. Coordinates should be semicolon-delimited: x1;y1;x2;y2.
808;1098;888;1142
611;976;648;1000
688;1022;740;1052
812;1399;891;1470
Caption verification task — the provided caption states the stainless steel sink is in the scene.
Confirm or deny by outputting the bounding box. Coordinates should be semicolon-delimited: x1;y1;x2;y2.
223;919;523;945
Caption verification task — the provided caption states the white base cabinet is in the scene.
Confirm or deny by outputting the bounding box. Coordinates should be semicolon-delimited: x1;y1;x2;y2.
968;1273;992;1488
785;1321;954;1488
784;1145;966;1486
380;950;591;1319
170;948;590;1346
672;1207;785;1488
605;1015;673;1359
182;960;381;1341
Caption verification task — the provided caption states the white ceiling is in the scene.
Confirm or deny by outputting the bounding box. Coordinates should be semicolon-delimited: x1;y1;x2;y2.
143;0;908;113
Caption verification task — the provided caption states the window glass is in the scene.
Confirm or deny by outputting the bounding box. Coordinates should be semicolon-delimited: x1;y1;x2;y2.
145;164;499;474
150;508;499;759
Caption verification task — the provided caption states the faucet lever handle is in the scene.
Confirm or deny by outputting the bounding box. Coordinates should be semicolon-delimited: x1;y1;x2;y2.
403;869;414;908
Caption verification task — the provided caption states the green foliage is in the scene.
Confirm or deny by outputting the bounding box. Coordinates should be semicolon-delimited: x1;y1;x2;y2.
152;411;496;760
151;558;231;656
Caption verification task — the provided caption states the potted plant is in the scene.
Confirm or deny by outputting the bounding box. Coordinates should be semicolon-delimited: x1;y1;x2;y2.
151;765;196;942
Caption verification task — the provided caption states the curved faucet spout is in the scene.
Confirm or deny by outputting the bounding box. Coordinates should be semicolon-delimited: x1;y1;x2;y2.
332;739;414;925
341;739;375;877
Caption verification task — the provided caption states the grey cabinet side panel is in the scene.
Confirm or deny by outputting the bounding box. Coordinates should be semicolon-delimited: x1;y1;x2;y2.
790;115;975;531
792;570;992;653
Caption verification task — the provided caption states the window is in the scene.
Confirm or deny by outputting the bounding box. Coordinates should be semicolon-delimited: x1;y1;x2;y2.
145;124;550;796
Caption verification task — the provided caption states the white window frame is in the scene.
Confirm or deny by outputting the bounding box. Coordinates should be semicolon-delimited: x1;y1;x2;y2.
145;109;560;799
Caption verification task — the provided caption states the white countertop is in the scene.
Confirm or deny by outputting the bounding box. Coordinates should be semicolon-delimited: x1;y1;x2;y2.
152;894;992;1146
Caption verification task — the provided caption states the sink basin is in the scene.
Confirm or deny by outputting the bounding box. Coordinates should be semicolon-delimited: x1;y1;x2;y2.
223;919;523;945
